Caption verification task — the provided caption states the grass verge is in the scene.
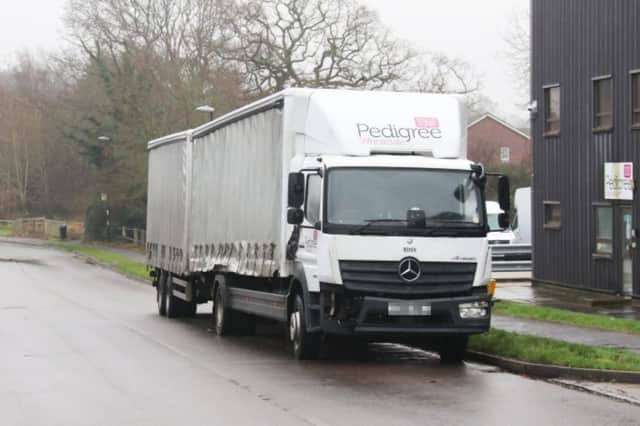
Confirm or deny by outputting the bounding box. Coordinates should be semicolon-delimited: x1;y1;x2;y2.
49;240;149;281
469;328;640;371
0;226;13;237
493;300;640;334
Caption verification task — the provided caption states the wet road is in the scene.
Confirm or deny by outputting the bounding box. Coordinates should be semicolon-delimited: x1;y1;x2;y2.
0;241;638;426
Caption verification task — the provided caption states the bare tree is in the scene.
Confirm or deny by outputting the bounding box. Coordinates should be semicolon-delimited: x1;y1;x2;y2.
227;0;414;93
61;0;250;226
64;0;245;128
0;54;90;217
503;7;530;100
402;53;495;117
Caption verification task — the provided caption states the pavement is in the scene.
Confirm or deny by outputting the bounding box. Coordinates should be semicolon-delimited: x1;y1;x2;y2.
492;314;640;354
496;281;640;320
2;239;640;425
492;281;640;357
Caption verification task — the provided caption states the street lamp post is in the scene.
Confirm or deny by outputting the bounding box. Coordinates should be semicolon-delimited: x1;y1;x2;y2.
98;136;111;240
195;105;215;122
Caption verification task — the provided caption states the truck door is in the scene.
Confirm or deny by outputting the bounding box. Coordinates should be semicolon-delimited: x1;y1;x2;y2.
296;174;322;291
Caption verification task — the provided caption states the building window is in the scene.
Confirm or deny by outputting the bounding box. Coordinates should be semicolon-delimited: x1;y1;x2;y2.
593;77;613;131
500;147;510;163
632;72;640;128
544;85;560;135
594;206;613;255
544;202;561;229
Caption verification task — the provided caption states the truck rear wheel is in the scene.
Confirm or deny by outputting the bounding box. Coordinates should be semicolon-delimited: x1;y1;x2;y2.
166;275;182;318
289;294;320;360
156;271;167;316
213;286;234;336
438;335;469;364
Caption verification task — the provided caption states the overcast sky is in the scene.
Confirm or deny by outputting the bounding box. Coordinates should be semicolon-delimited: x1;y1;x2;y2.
0;0;529;124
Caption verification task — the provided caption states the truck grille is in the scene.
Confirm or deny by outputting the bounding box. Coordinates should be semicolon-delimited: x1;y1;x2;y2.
339;260;477;298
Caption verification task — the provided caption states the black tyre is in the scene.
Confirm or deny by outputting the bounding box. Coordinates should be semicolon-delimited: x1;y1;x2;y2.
438;335;469;364
289;294;320;360
156;271;167;316
213;286;234;336
165;274;182;318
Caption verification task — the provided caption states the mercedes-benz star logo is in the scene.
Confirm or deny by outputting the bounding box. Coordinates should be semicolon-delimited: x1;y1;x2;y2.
398;257;421;283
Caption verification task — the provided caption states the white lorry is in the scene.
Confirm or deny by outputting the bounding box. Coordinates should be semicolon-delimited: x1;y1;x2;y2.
146;88;510;361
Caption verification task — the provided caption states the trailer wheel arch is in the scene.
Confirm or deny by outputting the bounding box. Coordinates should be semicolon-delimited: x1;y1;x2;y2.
212;273;226;303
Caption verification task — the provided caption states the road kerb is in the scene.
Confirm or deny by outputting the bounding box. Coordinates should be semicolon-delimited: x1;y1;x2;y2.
466;350;640;384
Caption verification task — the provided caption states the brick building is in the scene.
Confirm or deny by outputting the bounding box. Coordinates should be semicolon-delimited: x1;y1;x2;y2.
467;113;530;168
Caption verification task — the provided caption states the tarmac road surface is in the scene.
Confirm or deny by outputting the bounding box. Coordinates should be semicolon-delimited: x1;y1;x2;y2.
0;240;638;426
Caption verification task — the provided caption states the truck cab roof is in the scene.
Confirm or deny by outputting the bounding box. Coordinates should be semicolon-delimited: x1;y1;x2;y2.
314;154;474;172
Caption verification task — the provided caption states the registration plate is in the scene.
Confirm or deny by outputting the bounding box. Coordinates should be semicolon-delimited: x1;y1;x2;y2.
387;302;431;317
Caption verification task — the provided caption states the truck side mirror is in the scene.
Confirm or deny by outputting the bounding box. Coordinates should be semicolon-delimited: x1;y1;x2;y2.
498;175;511;228
288;172;305;208
287;208;304;225
498;176;511;212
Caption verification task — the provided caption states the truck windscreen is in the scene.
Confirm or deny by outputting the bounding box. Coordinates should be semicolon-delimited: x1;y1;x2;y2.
325;168;485;236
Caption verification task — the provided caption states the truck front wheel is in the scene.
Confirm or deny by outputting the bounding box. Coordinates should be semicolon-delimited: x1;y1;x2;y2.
438;335;469;364
289;294;320;360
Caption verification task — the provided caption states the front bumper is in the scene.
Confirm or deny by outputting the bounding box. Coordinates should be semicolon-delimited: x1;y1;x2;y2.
311;283;491;338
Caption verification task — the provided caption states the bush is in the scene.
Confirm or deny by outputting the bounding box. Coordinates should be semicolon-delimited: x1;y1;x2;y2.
84;201;109;241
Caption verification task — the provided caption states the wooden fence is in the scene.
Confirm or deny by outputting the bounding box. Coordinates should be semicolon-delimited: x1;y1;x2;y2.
3;217;84;239
0;218;145;245
121;227;146;245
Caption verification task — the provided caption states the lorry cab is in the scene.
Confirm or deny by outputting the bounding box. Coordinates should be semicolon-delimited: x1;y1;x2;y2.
280;89;513;359
288;152;499;359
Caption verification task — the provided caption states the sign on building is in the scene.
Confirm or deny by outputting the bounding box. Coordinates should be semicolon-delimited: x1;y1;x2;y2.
604;162;634;200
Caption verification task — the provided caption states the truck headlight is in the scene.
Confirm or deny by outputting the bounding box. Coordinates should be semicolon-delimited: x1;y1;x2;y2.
459;301;489;319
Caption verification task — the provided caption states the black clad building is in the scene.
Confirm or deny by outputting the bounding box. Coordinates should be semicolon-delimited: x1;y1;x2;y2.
531;0;640;297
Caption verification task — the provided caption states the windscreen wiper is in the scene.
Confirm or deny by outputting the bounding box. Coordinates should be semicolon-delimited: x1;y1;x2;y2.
424;221;481;236
349;219;408;235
